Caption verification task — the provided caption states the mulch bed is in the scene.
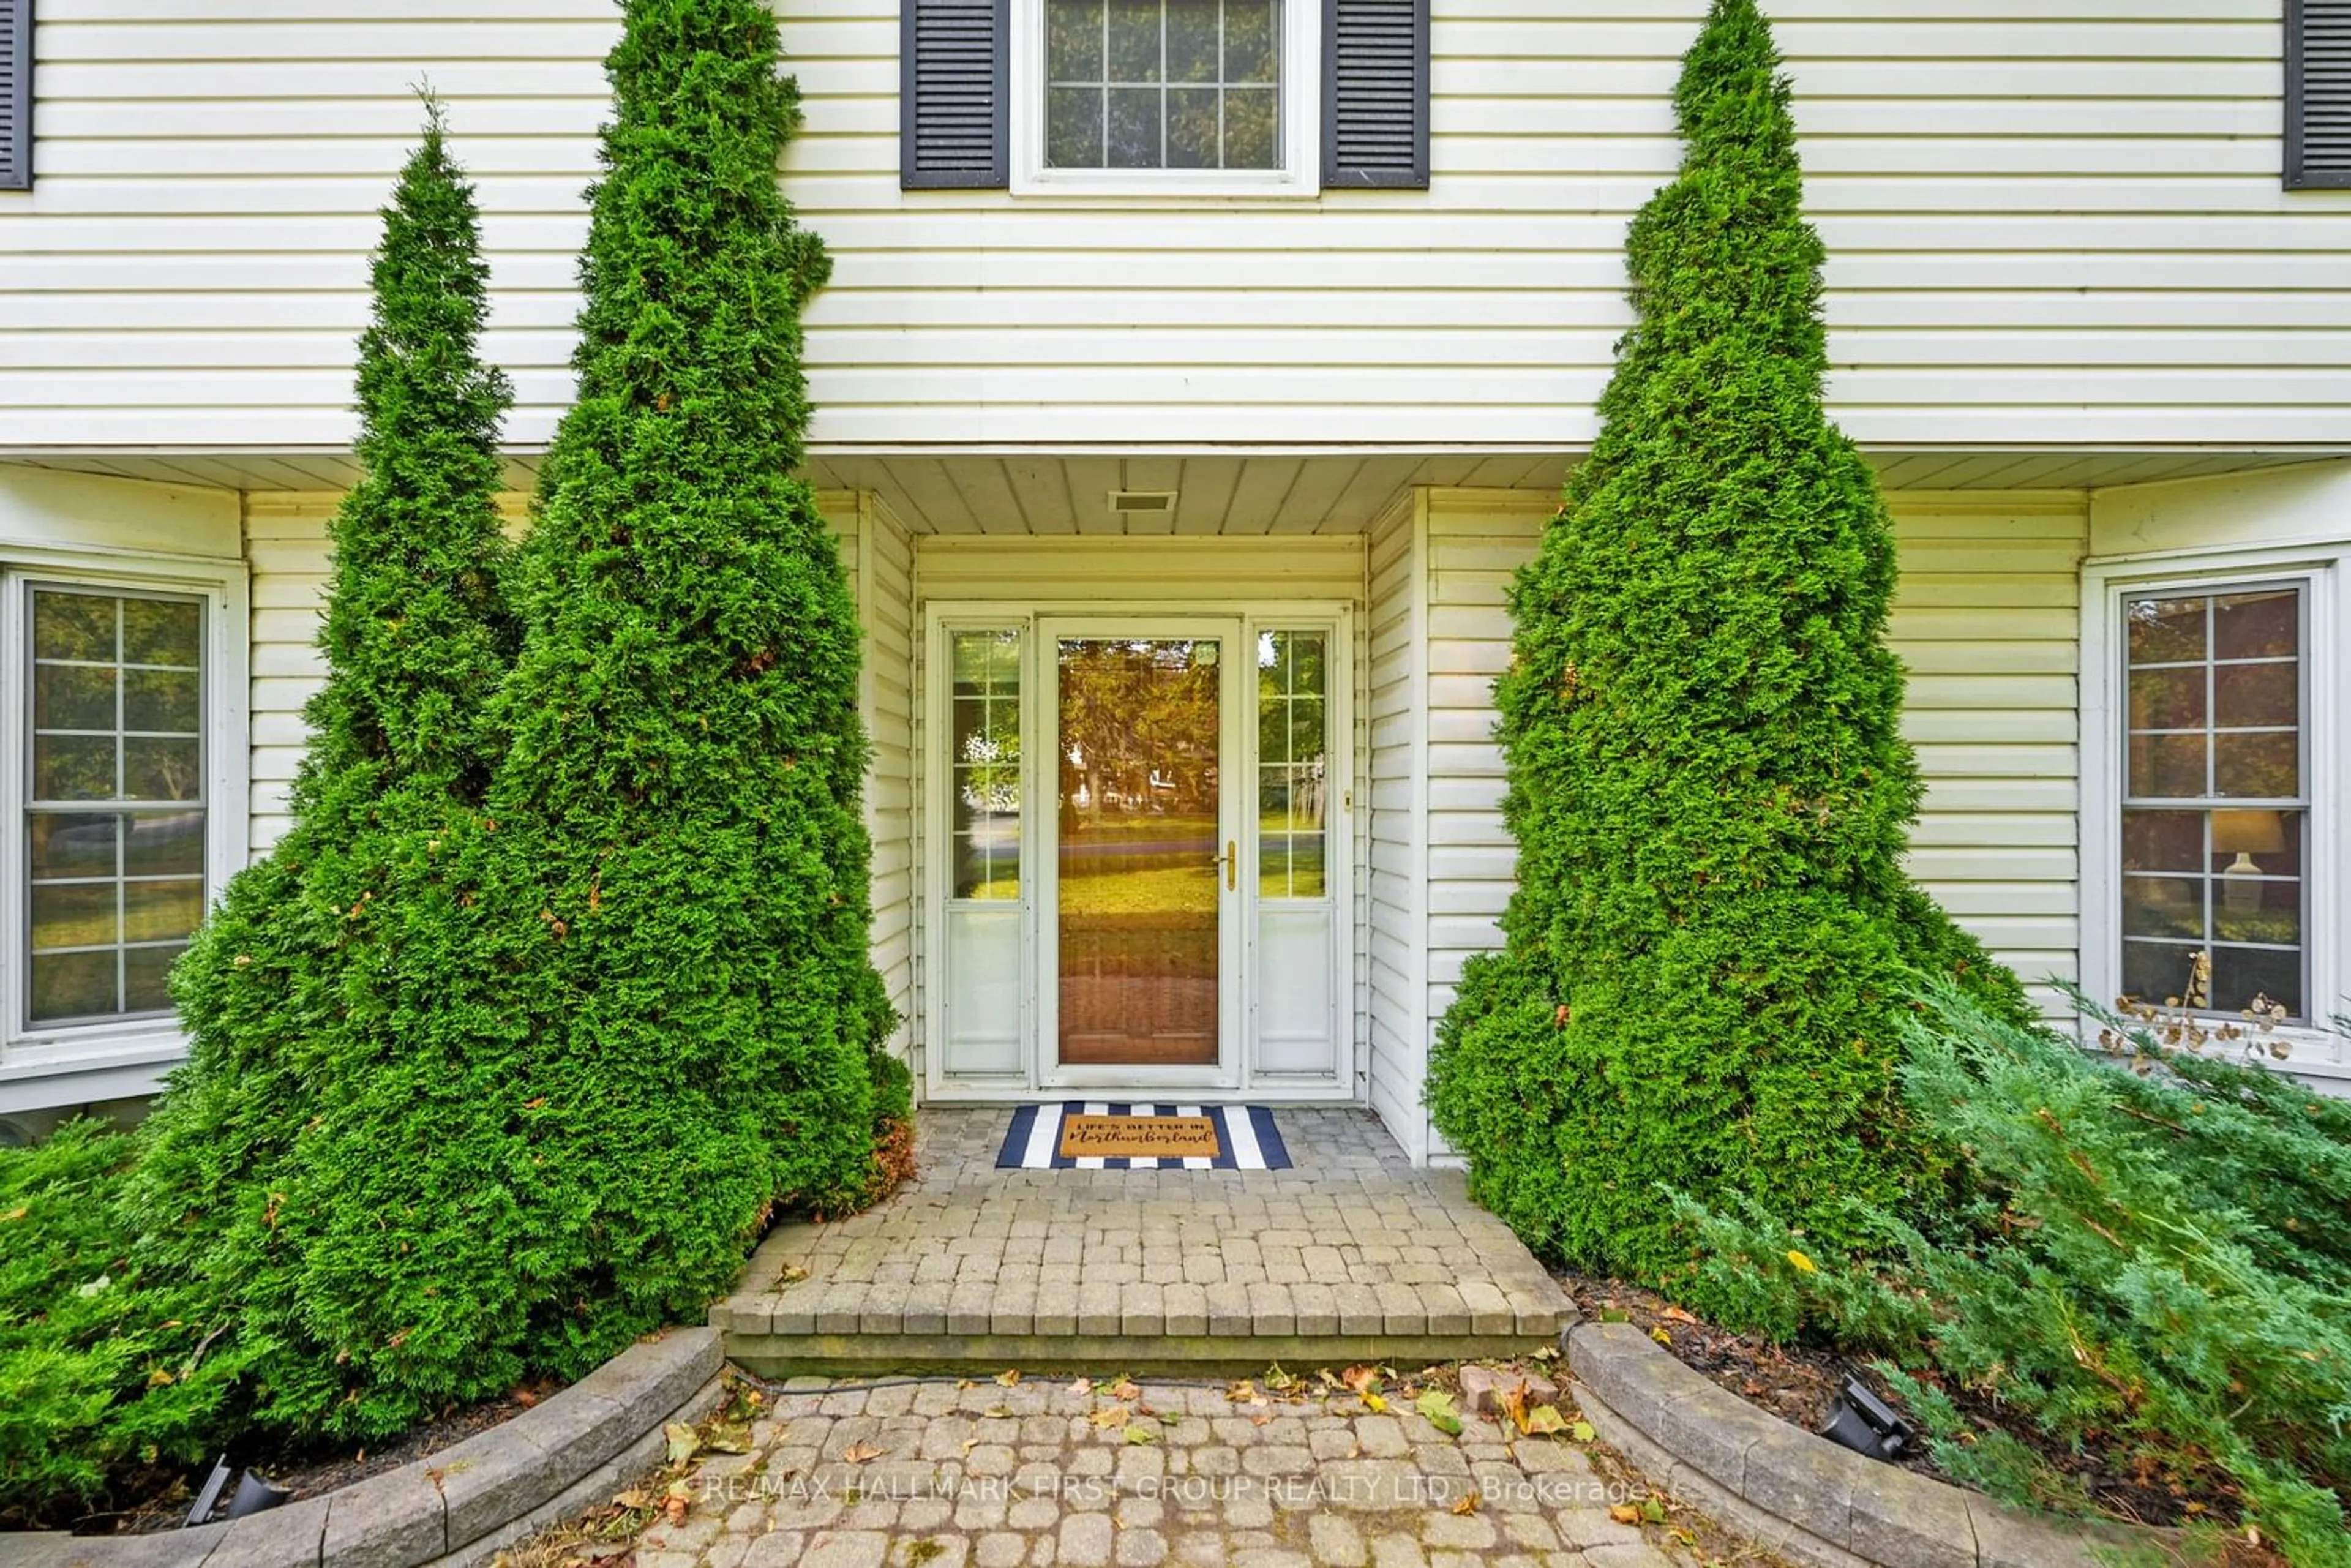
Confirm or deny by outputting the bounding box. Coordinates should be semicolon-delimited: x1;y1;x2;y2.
82;1381;560;1537
1556;1269;2279;1562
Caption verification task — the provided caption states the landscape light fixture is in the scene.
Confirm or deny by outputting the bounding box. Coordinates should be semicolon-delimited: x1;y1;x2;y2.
1819;1375;1915;1463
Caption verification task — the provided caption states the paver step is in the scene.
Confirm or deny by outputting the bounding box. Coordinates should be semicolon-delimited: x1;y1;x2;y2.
712;1108;1575;1377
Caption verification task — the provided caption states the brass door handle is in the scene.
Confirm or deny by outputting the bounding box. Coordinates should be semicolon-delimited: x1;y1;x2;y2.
1222;839;1237;891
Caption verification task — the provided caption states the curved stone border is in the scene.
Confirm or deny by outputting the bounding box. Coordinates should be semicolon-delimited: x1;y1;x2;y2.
7;1326;724;1568
1564;1321;2188;1568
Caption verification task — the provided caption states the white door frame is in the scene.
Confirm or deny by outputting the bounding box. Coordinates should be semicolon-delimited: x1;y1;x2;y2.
920;601;1356;1103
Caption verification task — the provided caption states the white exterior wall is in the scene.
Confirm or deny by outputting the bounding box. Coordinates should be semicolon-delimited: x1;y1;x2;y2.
841;492;919;1066
1365;492;1427;1159
4;1;2351;452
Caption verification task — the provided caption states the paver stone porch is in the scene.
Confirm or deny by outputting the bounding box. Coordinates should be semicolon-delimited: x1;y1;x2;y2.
714;1107;1575;1375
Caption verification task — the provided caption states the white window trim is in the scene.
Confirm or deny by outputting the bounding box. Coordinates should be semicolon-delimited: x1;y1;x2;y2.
1;547;250;1083
2080;543;2347;1078
1008;0;1321;198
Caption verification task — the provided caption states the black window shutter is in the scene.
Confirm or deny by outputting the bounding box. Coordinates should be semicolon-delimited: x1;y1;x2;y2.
902;0;1007;189
1;0;29;192
1322;0;1427;190
2288;0;2351;187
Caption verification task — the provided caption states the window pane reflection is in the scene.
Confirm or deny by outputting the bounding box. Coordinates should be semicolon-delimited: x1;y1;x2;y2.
1257;629;1327;899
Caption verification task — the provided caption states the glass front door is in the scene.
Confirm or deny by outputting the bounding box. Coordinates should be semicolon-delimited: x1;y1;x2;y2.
1052;635;1228;1069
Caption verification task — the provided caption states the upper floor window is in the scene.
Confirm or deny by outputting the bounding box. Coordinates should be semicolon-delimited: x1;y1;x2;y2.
900;0;1426;193
1016;0;1314;192
1043;0;1283;172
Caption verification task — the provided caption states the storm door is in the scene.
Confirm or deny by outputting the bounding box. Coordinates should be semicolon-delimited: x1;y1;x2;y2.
1041;625;1242;1087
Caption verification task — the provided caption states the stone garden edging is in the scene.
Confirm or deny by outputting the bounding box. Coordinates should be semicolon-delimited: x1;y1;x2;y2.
6;1326;724;1568
1564;1320;2188;1568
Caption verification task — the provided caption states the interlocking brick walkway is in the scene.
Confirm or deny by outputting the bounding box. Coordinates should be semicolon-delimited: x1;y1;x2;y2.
631;1373;1689;1568
714;1109;1575;1375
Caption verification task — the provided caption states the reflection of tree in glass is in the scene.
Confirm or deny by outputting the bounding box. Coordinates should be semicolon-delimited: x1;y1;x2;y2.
1059;640;1219;833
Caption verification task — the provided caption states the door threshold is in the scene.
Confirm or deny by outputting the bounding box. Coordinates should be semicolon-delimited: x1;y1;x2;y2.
921;1087;1363;1106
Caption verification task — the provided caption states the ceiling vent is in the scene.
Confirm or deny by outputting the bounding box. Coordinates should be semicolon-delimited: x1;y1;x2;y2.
1107;489;1179;517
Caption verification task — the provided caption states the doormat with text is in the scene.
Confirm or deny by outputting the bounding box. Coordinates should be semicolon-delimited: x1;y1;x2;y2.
995;1103;1292;1169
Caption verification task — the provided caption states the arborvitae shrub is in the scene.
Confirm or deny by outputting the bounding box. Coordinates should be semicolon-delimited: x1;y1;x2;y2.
1681;989;2351;1564
468;0;898;1371
129;107;520;1436
1425;0;2029;1297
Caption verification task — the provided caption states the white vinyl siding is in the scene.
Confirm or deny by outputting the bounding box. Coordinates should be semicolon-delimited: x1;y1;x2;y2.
1415;487;2090;1067
5;1;2350;452
853;494;920;1069
1364;491;1425;1159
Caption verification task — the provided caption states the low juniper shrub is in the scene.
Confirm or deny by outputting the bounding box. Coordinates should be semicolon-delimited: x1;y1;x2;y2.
0;1121;255;1528
1677;985;2351;1565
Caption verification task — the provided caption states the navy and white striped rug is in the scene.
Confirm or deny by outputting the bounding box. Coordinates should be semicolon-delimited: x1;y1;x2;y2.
996;1103;1293;1170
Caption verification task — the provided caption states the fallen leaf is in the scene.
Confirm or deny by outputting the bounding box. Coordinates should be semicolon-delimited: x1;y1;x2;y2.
1112;1378;1143;1403
1340;1364;1382;1395
841;1441;887;1464
1158;1411;1181;1427
663;1422;698;1465
1650;1327;1674;1346
778;1263;809;1285
996;1368;1022;1387
1067;1377;1095;1397
0;1207;28;1223
1450;1491;1481;1516
1609;1503;1641;1525
962;1438;980;1456
1123;1424;1160;1445
1251;1414;1271;1427
1226;1379;1264;1406
702;1424;752;1455
1641;1498;1666;1523
1659;1305;1699;1325
1521;1404;1568;1436
1499;1383;1530;1433
1570;1420;1597;1443
1089;1405;1131;1430
1787;1249;1817;1275
1414;1390;1464;1436
1263;1364;1297;1392
1362;1391;1388;1414
663;1478;691;1524
612;1489;648;1511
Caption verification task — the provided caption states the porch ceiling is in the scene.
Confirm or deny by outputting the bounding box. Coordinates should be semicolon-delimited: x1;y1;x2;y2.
1;448;2339;523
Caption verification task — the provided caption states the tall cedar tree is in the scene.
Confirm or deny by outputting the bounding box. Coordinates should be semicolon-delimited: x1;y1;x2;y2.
1426;0;2030;1297
470;0;900;1376
129;107;521;1436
